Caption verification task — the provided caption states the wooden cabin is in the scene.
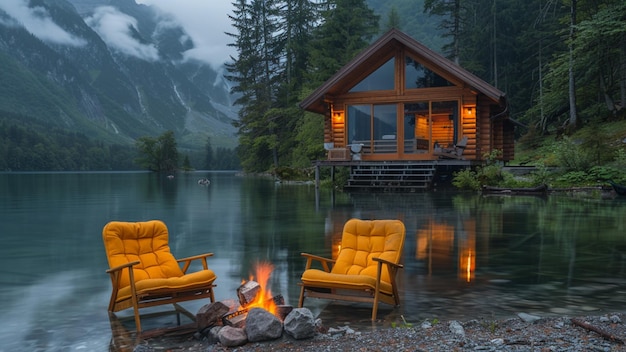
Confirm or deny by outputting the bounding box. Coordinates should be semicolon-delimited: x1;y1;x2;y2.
300;29;513;165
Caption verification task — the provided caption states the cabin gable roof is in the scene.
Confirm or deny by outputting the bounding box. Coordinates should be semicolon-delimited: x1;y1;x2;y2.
300;29;506;114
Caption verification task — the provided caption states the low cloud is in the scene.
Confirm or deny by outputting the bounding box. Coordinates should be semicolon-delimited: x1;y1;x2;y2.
0;0;86;47
137;0;235;69
86;6;159;62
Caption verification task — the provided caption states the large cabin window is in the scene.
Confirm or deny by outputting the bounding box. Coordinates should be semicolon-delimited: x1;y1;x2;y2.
348;104;397;154
405;56;454;89
347;101;460;155
347;105;371;144
349;58;395;92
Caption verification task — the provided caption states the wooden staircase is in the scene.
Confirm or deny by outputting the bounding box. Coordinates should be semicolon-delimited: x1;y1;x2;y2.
344;162;437;191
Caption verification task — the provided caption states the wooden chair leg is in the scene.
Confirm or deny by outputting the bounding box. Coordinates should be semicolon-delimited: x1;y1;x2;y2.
372;292;380;321
133;308;142;333
131;295;142;332
298;285;306;308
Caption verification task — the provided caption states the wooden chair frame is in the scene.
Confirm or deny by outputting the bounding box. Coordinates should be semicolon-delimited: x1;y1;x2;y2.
298;219;405;321
104;221;217;334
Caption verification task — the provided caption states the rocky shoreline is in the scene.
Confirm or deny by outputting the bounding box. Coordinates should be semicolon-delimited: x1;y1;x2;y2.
133;311;626;351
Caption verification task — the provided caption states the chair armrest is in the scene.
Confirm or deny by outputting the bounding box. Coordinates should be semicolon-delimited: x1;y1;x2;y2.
177;252;214;262
301;252;335;272
177;252;214;272
105;260;140;304
373;257;404;269
106;260;140;274
373;257;403;287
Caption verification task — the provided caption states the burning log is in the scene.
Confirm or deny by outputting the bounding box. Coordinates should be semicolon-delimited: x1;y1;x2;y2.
196;301;230;331
237;280;261;307
223;308;248;328
222;294;286;327
276;305;293;321
222;262;286;327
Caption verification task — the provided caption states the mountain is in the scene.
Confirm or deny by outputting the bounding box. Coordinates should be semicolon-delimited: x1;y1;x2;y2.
0;0;238;151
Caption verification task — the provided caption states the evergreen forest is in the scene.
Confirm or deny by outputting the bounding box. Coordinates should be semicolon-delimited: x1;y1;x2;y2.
227;0;626;177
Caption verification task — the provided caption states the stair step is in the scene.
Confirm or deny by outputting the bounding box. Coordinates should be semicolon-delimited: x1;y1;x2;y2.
346;162;436;191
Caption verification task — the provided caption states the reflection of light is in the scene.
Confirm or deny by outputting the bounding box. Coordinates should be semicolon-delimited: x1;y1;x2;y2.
459;248;475;282
332;243;342;260
466;251;472;282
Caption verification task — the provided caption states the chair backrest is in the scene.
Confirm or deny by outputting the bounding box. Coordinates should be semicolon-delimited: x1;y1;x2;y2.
456;136;468;148
331;219;405;283
453;136;469;156
102;220;184;288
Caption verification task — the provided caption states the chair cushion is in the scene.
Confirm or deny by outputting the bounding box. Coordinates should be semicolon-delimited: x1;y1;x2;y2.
116;269;217;301
331;219;404;284
301;269;393;294
103;220;185;288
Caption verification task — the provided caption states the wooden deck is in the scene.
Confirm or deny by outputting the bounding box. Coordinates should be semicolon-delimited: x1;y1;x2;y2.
314;160;472;192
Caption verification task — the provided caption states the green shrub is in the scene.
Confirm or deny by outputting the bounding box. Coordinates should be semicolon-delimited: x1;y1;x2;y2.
588;166;626;184
554;171;590;186
452;168;480;191
530;163;552;186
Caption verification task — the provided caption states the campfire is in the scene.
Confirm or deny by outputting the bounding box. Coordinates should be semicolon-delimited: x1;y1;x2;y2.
238;261;278;314
195;261;318;346
220;262;290;327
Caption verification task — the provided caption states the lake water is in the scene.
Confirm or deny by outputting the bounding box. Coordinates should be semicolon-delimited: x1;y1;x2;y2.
1;171;626;351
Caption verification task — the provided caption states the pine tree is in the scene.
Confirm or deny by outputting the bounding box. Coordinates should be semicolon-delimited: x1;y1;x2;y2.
226;1;322;173
226;0;283;172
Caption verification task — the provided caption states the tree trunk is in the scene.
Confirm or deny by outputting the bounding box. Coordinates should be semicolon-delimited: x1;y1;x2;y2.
453;0;460;64
567;0;577;130
537;0;547;133
492;0;498;88
617;34;626;110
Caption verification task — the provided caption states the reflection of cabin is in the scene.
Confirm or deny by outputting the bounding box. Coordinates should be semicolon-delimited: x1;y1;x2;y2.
300;29;514;190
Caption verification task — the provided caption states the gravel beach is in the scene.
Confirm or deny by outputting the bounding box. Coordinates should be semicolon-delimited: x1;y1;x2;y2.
134;312;626;351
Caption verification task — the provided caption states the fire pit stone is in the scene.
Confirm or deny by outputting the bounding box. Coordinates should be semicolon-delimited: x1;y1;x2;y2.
283;308;317;339
217;325;248;347
244;308;283;342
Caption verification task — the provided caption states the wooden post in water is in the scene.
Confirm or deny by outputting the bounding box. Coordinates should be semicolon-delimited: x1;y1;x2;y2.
315;163;320;190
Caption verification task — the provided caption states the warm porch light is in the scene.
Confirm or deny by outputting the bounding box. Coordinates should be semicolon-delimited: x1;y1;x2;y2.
465;107;473;115
333;111;344;123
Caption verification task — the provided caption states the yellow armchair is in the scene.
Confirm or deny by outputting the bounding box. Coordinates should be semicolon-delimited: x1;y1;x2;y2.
298;218;405;320
102;220;217;333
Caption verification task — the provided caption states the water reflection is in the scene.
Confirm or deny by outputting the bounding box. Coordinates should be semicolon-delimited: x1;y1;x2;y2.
1;172;626;351
318;192;626;327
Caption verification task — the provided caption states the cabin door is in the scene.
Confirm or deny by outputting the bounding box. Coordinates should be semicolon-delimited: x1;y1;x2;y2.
403;101;459;154
432;101;459;149
404;102;430;154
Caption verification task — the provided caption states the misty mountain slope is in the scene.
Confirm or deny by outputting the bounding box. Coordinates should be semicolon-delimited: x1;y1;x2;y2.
0;0;237;149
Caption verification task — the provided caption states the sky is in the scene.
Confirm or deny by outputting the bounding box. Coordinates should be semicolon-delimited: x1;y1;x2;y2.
0;0;235;68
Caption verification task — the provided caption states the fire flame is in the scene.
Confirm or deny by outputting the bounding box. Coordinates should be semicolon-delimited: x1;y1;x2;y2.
242;261;277;315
